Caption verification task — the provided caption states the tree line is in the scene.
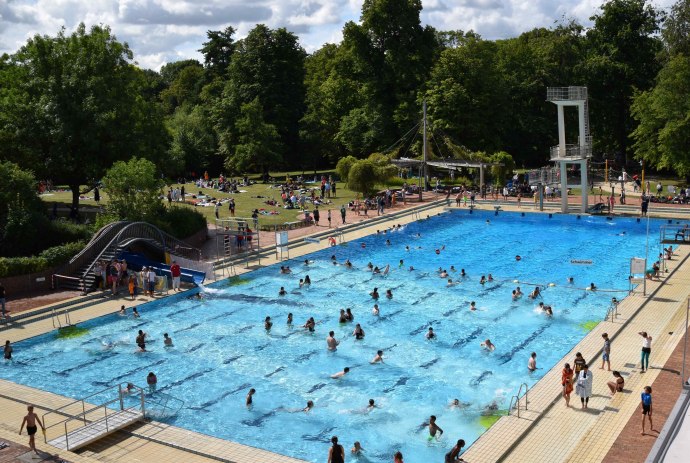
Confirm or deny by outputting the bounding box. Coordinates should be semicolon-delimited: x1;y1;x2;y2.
1;0;690;216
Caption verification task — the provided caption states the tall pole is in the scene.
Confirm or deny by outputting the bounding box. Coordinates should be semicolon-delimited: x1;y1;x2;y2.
641;159;645;194
423;100;428;192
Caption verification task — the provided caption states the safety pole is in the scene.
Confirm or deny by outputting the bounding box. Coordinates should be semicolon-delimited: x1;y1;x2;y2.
605;160;608;184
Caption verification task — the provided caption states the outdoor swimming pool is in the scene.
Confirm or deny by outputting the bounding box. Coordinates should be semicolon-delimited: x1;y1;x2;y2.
1;210;669;462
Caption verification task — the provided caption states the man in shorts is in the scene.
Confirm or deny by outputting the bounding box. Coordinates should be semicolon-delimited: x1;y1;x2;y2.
19;405;45;455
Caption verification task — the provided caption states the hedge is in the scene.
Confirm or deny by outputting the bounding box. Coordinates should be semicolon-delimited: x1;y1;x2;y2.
0;240;85;278
152;207;207;239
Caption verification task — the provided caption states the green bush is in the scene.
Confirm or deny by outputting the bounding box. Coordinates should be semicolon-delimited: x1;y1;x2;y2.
47;221;93;245
39;241;86;266
153;206;207;239
0;241;86;277
0;256;49;278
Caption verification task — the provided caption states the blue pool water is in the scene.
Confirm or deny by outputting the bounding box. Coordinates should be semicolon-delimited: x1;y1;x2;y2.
1;211;669;462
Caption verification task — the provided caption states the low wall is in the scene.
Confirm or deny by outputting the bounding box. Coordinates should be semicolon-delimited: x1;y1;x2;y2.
1;266;62;295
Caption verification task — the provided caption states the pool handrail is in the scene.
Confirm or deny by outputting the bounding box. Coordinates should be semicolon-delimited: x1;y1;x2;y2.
508;382;530;418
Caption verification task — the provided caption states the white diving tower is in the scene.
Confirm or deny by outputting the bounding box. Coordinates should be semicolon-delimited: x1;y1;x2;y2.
547;87;592;213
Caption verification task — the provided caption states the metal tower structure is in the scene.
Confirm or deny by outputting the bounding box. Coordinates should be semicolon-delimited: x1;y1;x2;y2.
546;87;592;213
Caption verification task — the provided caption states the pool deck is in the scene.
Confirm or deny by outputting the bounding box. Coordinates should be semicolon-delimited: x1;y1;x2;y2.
1;201;689;463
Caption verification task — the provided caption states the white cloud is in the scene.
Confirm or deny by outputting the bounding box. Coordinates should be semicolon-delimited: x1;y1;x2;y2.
0;0;678;70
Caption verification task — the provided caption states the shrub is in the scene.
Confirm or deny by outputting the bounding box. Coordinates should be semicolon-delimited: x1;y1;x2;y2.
0;241;86;277
39;241;86;266
46;221;93;246
153;206;207;239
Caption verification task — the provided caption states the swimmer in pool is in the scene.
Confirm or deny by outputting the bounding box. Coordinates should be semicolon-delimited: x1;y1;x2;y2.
409;266;415;271
373;266;381;274
303;317;316;332
447;279;457;287
132;307;140;318
399;259;404;268
528;352;537;372
136;330;147;352
339;309;347;323
246;388;255;407
470;301;476;311
346;308;354;321
351;441;364;455
303;400;314;412
515;255;522;261
480;275;486;285
304;259;311;265
331;255;337;262
386;239;391;246
450;266;456;272
481;339;496;351
372;304;380;316
568;277;574;284
421;415;444;439
386;289;393;299
287;313;293;325
278;286;287;296
440;269;448;278
331;367;350;379
481;401;500;416
304;275;311;286
265;316;273;331
461;269;467;277
488;274;494;282
367;399;377;410
118;305;126;316
426;327;436;340
327;331;340;351
367;262;374;271
538;302;553;316
163;333;173;347
515;287;524;297
299;278;305;288
405;245;410;251
528;286;542;299
370;288;380;299
353;324;365;339
345;259;353;268
449;398;471;409
371;350;384;364
589;282;597;291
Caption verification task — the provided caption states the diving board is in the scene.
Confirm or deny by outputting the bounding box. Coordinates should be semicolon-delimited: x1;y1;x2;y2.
48;408;143;451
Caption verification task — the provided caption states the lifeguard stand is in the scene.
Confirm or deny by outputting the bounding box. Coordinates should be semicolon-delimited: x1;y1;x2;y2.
546;87;592;213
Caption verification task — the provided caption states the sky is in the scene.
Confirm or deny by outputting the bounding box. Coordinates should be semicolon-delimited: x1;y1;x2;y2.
0;0;677;70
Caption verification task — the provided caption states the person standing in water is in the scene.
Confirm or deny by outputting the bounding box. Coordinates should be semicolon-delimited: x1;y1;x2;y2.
328;435;345;463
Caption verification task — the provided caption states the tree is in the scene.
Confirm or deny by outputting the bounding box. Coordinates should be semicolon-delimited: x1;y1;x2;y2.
490;151;516;182
160;64;205;113
224;98;281;175
200;27;236;78
584;0;663;163
631;54;690;177
0;24;169;216
662;0;690;57
102;158;165;221
347;160;379;196
336;155;359;182
213;25;306;169
167;106;217;175
0;161;48;256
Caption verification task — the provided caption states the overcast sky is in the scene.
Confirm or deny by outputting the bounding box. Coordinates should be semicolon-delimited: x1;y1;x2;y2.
0;0;676;70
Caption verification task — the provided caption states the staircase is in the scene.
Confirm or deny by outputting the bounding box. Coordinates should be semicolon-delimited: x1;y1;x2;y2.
54;222;202;292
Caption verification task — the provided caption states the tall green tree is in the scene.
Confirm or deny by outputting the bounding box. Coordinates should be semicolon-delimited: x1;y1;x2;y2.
102;157;165;221
224;97;281;175
213;25;306;170
631;54;690;177
662;0;690;57
0;24;169;215
200;26;236;79
584;0;663;163
167;106;217;175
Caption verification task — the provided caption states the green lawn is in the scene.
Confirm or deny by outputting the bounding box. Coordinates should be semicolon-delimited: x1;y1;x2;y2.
39;175;366;227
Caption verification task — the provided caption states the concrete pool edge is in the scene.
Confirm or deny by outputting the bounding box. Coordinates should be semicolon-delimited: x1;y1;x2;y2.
1;204;688;463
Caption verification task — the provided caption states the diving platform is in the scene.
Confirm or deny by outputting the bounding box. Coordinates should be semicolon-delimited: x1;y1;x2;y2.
48;408;143;451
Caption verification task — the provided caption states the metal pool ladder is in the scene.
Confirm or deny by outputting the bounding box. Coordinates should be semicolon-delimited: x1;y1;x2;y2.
508;383;530;418
51;308;72;329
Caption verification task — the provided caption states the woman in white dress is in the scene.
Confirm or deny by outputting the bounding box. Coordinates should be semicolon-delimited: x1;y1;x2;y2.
576;364;593;409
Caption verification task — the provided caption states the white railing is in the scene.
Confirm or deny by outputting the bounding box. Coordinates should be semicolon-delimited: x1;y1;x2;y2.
547;86;588;101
